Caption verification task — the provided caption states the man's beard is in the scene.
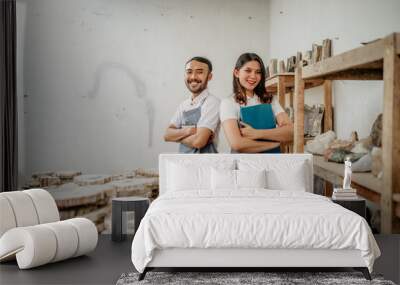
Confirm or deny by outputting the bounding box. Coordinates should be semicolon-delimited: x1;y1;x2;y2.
186;79;207;94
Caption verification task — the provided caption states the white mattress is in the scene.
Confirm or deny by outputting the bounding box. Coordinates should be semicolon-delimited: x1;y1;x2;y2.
131;190;380;273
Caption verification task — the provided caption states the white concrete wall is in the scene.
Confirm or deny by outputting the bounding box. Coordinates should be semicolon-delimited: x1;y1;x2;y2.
18;0;400;185
17;0;270;182
269;0;400;140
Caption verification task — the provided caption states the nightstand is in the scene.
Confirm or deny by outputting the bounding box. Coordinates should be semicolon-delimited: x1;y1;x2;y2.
332;196;366;219
111;197;150;242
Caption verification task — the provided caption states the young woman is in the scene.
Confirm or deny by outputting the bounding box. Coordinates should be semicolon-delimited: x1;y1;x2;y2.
220;53;293;153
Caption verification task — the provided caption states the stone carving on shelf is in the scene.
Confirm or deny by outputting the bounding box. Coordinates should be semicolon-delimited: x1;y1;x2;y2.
304;104;324;137
342;158;352;189
324;148;364;163
371;147;383;178
352;152;373;173
371;113;382;147
351;136;373;154
305;130;336;155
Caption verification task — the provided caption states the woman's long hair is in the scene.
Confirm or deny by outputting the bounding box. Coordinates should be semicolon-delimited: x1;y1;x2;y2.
233;53;272;105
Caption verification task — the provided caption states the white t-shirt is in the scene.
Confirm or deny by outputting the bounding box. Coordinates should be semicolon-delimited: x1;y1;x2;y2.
170;89;220;133
219;94;284;123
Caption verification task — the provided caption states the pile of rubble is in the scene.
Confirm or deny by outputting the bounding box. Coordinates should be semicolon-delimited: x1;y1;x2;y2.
24;168;159;233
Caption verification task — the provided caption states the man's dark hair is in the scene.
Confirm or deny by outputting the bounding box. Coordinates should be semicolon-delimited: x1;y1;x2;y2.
186;56;213;72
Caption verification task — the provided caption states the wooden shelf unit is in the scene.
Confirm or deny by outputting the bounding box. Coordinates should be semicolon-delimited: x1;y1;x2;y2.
265;72;325;109
265;73;330;154
293;33;400;234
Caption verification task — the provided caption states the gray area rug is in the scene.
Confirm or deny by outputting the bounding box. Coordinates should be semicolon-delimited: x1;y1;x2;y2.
116;271;395;285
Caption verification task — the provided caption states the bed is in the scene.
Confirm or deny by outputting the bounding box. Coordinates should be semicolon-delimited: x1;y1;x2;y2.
131;154;380;280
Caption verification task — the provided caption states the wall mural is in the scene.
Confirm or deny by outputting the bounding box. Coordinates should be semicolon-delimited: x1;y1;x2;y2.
87;62;155;147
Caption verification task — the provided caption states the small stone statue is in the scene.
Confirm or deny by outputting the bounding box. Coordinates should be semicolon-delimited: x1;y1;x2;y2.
343;157;352;190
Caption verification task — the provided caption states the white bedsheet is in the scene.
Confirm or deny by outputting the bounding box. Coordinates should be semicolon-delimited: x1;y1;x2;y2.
131;190;380;273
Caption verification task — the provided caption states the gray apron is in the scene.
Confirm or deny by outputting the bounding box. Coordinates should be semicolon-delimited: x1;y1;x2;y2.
178;97;218;153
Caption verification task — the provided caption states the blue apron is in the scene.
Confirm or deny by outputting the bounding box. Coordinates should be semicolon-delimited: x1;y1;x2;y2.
238;103;280;153
178;97;218;153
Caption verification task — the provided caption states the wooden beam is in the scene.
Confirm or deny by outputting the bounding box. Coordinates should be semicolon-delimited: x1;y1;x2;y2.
303;36;386;80
381;33;400;234
324;181;333;197
289;91;294;108
351;182;381;204
318;68;383;81
323;80;333;132
293;67;305;153
304;79;325;89
277;76;286;108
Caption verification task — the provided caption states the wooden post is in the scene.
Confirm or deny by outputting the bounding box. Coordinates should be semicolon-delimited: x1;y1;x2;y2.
381;34;400;234
277;76;287;153
324;181;333;197
294;67;305;153
277;76;286;108
289;91;294;108
323;80;333;132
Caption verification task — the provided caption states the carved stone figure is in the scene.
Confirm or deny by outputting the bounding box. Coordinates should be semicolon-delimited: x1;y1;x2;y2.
371;114;382;147
343;158;352;189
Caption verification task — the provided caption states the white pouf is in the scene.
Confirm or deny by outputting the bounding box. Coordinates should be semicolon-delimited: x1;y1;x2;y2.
0;189;98;269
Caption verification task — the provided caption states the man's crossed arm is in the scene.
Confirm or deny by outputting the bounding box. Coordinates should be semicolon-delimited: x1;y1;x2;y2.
164;124;213;149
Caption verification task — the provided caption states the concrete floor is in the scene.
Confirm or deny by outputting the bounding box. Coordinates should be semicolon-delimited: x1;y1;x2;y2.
1;234;399;285
0;235;134;285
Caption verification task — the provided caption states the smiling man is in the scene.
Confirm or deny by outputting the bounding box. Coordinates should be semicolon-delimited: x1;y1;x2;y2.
164;57;220;153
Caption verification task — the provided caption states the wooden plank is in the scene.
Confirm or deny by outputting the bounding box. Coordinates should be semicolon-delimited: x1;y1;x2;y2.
289;91;294;108
304;79;325;89
351;182;381;204
317;68;383;81
303;36;386;80
381;33;400;234
265;74;295;94
323;80;333;132
266;73;295;81
293;67;305;153
324;181;333;197
277;76;286;107
394;193;400;203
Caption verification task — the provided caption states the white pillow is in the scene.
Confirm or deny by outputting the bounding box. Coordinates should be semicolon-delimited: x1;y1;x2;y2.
167;159;235;192
266;165;307;191
211;169;266;190
167;162;209;191
238;158;310;191
211;168;236;190
236;169;266;189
